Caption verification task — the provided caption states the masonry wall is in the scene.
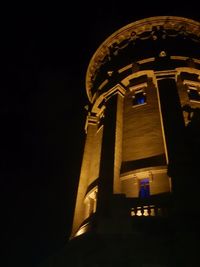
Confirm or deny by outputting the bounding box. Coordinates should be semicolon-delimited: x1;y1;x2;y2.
122;80;166;165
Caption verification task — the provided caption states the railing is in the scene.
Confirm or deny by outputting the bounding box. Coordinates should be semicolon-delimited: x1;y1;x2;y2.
131;205;163;217
128;193;171;218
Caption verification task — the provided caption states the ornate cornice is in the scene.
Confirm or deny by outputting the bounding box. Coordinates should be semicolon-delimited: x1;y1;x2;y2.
86;16;200;101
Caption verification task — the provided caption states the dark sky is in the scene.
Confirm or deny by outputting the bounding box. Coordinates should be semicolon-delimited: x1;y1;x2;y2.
1;3;199;267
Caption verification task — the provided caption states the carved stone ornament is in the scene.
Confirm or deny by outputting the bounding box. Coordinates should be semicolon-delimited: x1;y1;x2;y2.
86;16;200;101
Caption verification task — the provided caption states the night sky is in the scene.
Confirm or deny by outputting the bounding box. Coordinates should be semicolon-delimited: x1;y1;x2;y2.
1;3;198;267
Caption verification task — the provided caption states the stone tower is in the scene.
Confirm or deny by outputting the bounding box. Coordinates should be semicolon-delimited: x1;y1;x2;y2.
69;16;200;266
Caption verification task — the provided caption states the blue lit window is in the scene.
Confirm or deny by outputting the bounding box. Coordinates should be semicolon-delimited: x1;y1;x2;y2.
132;90;146;106
139;178;150;198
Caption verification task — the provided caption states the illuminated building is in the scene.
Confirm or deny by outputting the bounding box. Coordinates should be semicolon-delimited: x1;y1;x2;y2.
69;16;200;266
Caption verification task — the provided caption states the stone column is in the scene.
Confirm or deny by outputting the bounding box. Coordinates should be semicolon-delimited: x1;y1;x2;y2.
157;78;185;164
157;78;186;215
71;115;98;237
97;90;124;219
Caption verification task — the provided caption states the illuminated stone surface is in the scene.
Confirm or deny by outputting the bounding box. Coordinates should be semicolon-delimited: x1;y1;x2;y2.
68;16;200;267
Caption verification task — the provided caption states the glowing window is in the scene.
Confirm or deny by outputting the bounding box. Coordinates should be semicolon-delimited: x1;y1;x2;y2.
139;178;150;198
132;90;146;106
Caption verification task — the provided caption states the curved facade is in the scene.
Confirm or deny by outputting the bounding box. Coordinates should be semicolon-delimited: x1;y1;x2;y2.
71;16;200;239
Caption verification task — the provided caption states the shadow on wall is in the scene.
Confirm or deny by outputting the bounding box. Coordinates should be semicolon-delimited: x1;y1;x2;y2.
168;104;200;218
182;104;200;161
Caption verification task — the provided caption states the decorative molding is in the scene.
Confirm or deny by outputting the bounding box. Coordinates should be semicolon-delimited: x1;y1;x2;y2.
137;57;155;64
155;69;176;80
170;55;188;61
98;79;109;90
84;115;99;133
103;84;126;100
86;16;200;101
91;84;126;114
129;82;148;92
175;67;200;81
117;59;155;74
121;70;155;87
118;63;133;74
183;79;200;87
120;167;167;181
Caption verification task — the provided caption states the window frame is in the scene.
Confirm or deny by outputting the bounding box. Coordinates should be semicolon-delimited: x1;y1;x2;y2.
187;86;200;103
129;82;148;108
183;79;200;103
132;88;147;106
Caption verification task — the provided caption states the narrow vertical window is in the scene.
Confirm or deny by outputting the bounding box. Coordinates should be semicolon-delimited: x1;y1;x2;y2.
139;178;150;198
